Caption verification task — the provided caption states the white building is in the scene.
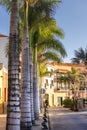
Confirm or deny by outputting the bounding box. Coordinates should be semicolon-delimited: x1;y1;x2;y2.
0;34;8;69
42;62;87;107
42;63;55;106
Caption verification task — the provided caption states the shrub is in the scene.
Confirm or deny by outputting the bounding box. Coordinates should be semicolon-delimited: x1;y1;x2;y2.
63;98;73;108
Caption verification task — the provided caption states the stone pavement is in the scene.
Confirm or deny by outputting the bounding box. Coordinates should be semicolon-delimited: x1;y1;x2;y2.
0;114;6;130
32;111;50;130
1;106;87;130
48;106;87;130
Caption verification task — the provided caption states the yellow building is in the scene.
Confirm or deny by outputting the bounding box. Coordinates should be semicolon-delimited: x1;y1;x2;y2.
42;62;87;107
0;63;8;103
0;34;8;102
0;63;8;113
0;34;8;69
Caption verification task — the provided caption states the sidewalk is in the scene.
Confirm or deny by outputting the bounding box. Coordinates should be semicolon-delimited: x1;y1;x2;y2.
0;112;50;130
32;110;50;130
0;106;87;130
0;114;6;130
32;116;42;130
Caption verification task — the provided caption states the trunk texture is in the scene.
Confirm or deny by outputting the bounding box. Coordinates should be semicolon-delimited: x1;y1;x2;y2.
6;1;20;130
29;32;35;124
20;1;32;130
21;28;32;130
33;44;39;119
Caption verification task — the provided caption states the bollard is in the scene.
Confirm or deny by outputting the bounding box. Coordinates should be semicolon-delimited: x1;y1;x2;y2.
43;113;47;118
43;116;48;122
41;121;48;129
41;103;48;129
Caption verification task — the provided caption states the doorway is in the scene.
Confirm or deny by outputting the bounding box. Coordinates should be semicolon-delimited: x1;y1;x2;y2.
57;97;62;106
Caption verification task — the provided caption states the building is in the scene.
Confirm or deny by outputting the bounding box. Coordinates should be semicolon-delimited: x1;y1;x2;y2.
41;63;55;106
0;63;8;102
0;34;8;113
42;62;87;107
0;63;8;113
0;34;8;69
0;33;87;109
0;34;8;102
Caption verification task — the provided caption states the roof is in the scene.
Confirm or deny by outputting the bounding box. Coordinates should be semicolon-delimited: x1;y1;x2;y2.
51;62;85;67
55;68;70;73
0;34;8;37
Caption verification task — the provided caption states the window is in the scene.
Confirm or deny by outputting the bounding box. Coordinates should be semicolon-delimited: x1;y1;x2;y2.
4;88;6;102
46;79;49;86
50;69;54;77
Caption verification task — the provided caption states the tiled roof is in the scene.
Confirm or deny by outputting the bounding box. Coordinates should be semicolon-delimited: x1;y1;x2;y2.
55;68;70;73
0;34;8;37
51;61;85;67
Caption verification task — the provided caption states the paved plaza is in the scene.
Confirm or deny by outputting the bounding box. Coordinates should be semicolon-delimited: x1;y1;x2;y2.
49;107;87;130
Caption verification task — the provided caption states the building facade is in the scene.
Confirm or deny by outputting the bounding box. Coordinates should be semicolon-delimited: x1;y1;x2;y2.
0;34;8;113
0;34;8;69
42;62;87;107
0;63;8;102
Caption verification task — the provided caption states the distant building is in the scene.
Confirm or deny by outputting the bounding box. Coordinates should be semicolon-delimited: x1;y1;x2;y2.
42;62;87;107
0;34;8;69
42;63;54;106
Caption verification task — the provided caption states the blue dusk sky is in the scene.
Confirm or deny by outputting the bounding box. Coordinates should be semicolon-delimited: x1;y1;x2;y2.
0;0;87;63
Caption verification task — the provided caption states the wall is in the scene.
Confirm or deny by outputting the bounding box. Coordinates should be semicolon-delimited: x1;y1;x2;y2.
0;37;8;69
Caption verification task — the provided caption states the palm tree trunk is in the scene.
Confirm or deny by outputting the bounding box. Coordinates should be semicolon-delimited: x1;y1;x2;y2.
20;1;32;130
29;31;35;124
6;1;20;130
33;44;39;119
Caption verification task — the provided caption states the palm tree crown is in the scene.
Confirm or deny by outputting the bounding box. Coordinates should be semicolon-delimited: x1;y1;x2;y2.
71;47;87;66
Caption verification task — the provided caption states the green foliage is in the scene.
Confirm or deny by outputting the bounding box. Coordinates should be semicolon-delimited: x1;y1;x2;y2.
63;98;73;108
0;0;11;11
39;63;52;77
71;47;87;66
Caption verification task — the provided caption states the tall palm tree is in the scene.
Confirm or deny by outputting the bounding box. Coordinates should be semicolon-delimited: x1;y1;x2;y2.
71;47;87;66
20;0;33;129
28;0;63;119
1;0;20;130
19;3;35;124
31;24;66;119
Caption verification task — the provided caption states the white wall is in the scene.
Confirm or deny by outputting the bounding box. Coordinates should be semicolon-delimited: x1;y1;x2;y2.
0;37;8;69
0;70;3;98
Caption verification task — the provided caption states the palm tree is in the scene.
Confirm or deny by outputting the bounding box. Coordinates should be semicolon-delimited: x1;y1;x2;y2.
69;67;86;111
28;0;63;119
31;24;66;119
20;0;33;129
71;47;87;67
1;0;20;130
57;73;71;90
71;67;84;90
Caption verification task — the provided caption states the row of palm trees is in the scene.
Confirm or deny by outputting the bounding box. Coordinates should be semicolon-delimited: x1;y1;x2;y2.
1;0;67;130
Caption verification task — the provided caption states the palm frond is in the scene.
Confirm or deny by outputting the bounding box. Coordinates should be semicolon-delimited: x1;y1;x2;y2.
39;63;52;77
0;0;11;11
37;38;67;57
38;51;62;63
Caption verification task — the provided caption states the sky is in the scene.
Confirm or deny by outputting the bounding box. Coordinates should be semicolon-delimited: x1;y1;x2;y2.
0;0;87;63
